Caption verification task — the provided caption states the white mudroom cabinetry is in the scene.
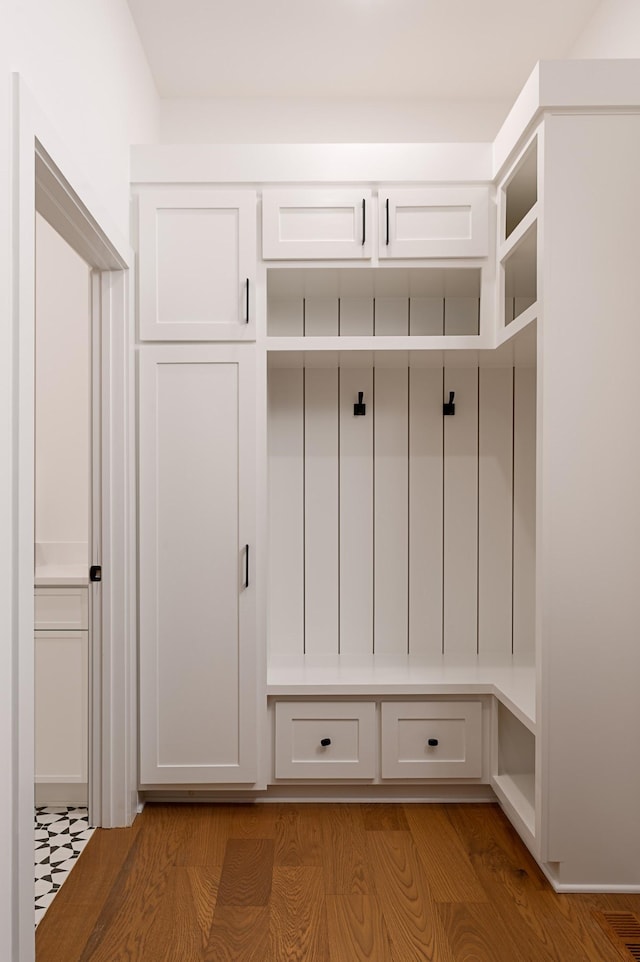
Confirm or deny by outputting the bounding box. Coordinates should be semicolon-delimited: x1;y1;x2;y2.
379;187;489;259
133;60;640;891
262;186;490;262
262;189;372;260
138;189;257;340
138;345;258;785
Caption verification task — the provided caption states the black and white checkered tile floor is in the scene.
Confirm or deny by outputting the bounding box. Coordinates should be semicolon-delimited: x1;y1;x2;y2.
34;807;95;926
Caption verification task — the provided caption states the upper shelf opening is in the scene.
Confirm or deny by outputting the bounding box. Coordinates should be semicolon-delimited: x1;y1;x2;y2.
504;141;538;241
267;267;482;338
503;224;537;326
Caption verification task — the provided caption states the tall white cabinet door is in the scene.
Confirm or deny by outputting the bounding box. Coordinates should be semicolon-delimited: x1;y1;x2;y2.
262;189;372;259
379;188;489;258
138;345;257;784
138;190;257;341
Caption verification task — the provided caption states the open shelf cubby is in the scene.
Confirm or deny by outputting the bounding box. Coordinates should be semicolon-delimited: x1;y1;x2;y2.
503;222;537;327
504;139;538;241
493;700;536;841
267;267;482;338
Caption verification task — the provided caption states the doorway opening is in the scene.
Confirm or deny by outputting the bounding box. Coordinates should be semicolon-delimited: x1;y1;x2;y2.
13;75;137;959
33;214;96;924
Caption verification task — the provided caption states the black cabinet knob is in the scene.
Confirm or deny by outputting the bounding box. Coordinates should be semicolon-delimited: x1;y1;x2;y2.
427;738;439;747
320;738;331;747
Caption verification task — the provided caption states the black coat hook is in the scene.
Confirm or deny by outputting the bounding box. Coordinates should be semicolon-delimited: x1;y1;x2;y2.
443;391;455;416
353;391;366;416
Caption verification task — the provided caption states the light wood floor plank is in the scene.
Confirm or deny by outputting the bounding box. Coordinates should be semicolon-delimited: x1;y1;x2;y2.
274;803;324;866
367;829;456;962
321;804;371;895
437;901;530;962
76;805;191;962
35;821;142;962
362;803;410;832
269;866;330;962
547;893;636;962
144;867;220;962
444;803;546;890
175;804;232;867
403;804;488;903
205;906;270;962
228;803;278;839
326;894;394;962
37;802;640;962
216;838;274;907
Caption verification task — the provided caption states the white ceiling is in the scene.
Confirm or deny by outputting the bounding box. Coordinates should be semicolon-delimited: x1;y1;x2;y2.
126;0;601;102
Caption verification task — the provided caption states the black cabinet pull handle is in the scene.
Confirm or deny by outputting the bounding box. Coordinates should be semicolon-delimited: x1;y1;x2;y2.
245;278;250;324
362;198;366;246
385;198;390;246
244;544;250;588
427;738;439;747
320;738;331;747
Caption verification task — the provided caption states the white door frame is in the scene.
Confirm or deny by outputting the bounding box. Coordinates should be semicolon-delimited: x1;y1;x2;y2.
12;75;137;961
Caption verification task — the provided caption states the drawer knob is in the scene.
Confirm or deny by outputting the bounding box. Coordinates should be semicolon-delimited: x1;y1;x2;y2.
320;738;332;748
427;738;439;747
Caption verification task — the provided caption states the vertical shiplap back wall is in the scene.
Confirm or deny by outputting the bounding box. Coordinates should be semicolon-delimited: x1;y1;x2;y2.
268;359;536;660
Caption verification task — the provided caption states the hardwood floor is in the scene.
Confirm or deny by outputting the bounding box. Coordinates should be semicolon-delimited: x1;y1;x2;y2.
36;802;638;961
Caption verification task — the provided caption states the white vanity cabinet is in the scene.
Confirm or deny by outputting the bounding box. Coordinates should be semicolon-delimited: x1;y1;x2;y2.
138;189;257;340
138;344;258;785
34;586;89;805
262;189;372;259
379;187;490;258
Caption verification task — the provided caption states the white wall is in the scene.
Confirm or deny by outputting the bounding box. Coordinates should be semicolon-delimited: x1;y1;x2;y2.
569;0;640;58
159;0;640;146
160;97;509;144
35;214;91;556
11;0;159;238
1;2;158;958
0;15;14;959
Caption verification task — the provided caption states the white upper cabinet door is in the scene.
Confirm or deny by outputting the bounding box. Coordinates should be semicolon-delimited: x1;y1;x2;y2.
138;189;257;340
379;187;489;258
262;189;372;259
138;345;257;785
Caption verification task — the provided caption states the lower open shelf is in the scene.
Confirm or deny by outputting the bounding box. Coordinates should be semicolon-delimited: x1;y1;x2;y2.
493;699;536;851
492;772;535;838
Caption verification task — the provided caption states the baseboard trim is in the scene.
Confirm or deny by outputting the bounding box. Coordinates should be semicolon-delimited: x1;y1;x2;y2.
140;784;496;805
35;782;88;807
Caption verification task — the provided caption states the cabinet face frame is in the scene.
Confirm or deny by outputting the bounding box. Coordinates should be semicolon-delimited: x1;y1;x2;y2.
379;187;489;259
262;189;373;260
138;344;258;785
138;189;257;341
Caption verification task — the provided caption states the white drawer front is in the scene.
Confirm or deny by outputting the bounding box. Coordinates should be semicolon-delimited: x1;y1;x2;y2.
34;587;88;631
263;190;372;260
380;188;489;258
381;701;482;778
275;702;376;779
